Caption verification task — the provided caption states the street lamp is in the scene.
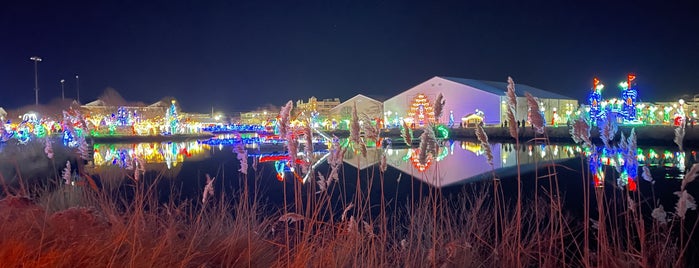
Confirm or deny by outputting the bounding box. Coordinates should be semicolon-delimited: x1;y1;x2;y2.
75;74;80;104
60;79;65;100
30;56;42;106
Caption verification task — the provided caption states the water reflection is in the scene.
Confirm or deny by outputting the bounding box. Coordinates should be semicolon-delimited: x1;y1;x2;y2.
376;141;579;187
91;141;211;170
83;136;697;190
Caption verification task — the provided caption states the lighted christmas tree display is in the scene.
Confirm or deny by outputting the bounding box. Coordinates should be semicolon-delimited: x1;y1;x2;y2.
588;77;604;124
116;106;130;126
620;73;638;122
406;93;435;128
165;100;180;134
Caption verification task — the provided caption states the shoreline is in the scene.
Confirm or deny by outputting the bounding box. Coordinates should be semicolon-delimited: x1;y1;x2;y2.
328;125;699;148
87;132;215;144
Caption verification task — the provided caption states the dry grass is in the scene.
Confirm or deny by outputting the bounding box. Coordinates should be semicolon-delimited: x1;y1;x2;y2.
0;139;697;267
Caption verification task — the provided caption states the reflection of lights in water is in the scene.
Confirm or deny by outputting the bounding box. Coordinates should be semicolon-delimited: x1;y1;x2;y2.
460;141;483;155
540;145;546;158
677;152;686;172
409;148;432;172
92;141;209;170
435;146;449;161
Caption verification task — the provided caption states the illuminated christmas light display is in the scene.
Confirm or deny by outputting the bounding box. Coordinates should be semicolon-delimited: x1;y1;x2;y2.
92;141;209;169
202;124;267;133
620;73;638;122
588;77;604;124
406;93;435;128
409;148;432;172
165;100;180;134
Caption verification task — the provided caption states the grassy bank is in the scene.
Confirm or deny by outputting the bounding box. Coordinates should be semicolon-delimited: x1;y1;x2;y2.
0;142;697;267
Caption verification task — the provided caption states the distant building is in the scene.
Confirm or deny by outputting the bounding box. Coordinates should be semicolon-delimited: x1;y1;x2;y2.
239;109;278;125
0;107;6;121
383;76;578;128
182;112;224;125
329;94;383;129
81;99;169;120
296;96;341;119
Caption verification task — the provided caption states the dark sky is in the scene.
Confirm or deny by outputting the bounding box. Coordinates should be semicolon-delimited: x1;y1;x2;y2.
2;0;698;114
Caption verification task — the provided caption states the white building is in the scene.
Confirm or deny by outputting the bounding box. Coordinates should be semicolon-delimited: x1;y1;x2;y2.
383;76;578;128
329;94;383;129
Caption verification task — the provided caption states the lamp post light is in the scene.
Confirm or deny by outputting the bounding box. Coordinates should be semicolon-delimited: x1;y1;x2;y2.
75;74;80;104
60;79;65;100
30;56;42;106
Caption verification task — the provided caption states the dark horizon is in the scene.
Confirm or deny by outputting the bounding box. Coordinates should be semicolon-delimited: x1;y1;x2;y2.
2;1;698;115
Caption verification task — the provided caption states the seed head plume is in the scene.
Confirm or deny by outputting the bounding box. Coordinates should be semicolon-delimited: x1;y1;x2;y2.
302;123;314;174
341;203;354;222
433;93;446;122
674;124;685;152
626;128;638;154
642;165;654;183
600;114;618;148
76;135;90;160
348;102;367;157
525;92;545;134
202;174;215;204
424;126;438;155
681;163;699;191
44;137;54;159
62;161;72;185
133;157;145;181
570;117;592;146
350;102;361;145
278;100;293;138
401;122;413;146
652;205;669;224
618;129;639;182
327;135;344;181
418;127;438;165
418;132;429;166
475;124;494;168
361;114;380;142
286;131;299;169
0;124;6;141
379;153;387;173
674;190;697;219
316;172;334;194
506;77;518;139
235;143;248;175
278;213;305;224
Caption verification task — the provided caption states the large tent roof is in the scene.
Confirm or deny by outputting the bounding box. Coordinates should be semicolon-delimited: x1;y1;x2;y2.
439;76;575;100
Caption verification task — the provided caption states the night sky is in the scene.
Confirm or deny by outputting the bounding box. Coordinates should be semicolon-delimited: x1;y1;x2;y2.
2;1;698;114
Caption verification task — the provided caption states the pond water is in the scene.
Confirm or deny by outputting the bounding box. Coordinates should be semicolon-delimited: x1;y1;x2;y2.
67;135;698;213
2;133;699;260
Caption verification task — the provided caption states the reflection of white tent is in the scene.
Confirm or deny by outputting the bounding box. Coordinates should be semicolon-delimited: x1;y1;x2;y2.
385;143;498;187
385;142;578;187
0;107;6;120
343;147;382;170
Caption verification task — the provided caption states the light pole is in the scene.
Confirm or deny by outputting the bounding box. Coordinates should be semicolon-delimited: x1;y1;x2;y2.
60;79;65;100
30;56;42;106
75;74;80;104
